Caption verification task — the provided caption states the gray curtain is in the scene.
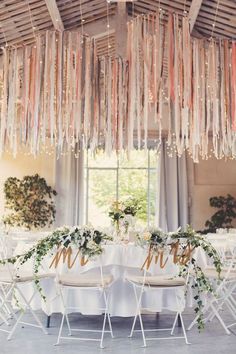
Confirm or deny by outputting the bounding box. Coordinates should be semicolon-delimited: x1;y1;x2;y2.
54;147;84;226
155;141;189;232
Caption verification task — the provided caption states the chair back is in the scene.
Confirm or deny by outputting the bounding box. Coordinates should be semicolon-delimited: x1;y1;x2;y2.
50;245;107;287
0;233;17;282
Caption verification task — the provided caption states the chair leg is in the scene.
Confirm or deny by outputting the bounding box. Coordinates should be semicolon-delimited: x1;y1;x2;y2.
177;314;182;327
210;303;231;335
46;316;51;328
129;285;143;339
65;314;72;336
188;313;201;331
7;311;24;341
29;307;48;335
100;311;107;349
129;313;138;338
171;312;179;335
0;285;14;317
103;291;113;338
138;311;146;347
16;288;48;335
55;314;65;345
0;311;9;326
179;313;190;345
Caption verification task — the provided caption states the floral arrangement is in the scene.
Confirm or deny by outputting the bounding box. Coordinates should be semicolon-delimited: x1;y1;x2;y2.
108;201;125;226
137;225;222;331
0;226;112;300
108;198;141;233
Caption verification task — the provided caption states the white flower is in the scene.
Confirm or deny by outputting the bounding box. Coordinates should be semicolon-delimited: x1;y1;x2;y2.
143;232;151;241
87;240;99;251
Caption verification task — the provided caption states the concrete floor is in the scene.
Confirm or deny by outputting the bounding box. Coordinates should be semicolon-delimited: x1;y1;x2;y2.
0;310;236;354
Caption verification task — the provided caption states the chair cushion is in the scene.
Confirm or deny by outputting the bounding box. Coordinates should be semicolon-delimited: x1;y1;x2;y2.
58;274;113;288
126;275;186;287
0;271;55;283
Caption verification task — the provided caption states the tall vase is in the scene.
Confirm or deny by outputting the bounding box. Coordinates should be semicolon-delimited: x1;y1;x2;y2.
114;219;121;242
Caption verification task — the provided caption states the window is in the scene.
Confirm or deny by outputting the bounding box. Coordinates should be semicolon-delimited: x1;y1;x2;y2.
84;150;158;228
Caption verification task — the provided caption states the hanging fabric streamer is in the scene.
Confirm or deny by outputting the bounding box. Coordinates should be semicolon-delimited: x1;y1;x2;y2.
0;13;235;161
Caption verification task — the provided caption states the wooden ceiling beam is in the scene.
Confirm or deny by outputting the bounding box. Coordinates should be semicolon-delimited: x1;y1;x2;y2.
188;0;204;33
44;0;64;31
115;2;127;57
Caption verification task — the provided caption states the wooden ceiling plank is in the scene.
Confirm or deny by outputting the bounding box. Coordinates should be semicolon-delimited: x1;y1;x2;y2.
0;2;49;20
60;3;113;21
58;0;112;14
196;15;236;32
44;0;64;30
0;17;54;35
195;21;235;38
0;11;52;27
0;0;44;13
188;0;203;32
1;24;54;44
63;13;115;27
200;7;236;23
131;2;186;17
64;10;116;29
93;29;115;40
200;3;236;20
0;21;54;42
137;0;190;12
59;0;114;17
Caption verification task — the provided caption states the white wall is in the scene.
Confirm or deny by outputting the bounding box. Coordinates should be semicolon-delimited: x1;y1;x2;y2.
188;156;236;231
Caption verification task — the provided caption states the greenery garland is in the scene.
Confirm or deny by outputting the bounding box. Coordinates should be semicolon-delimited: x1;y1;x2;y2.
0;225;222;331
0;226;112;300
137;226;222;331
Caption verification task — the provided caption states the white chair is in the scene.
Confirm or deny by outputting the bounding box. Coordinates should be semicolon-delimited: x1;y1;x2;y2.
54;249;114;349
188;244;236;334
0;234;51;340
0;233;14;325
126;249;190;347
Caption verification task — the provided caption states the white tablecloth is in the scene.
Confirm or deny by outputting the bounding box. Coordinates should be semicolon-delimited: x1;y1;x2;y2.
13;243;190;316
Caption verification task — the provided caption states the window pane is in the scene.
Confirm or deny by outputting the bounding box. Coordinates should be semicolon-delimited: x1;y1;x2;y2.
119;150;148;168
88;169;116;227
149;149;158;168
87;149;117;168
118;169;148;227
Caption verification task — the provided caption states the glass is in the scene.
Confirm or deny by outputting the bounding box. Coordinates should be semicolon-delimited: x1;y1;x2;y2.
87;169;116;227
149;149;158;168
119;169;148;227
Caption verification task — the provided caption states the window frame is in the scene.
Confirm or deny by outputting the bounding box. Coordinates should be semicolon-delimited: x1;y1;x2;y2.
84;150;157;227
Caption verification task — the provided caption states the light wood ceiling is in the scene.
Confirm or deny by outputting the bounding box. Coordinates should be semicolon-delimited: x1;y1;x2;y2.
0;0;235;55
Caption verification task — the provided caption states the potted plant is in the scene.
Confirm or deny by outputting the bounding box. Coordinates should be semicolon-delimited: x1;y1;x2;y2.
2;174;57;231
202;194;236;234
